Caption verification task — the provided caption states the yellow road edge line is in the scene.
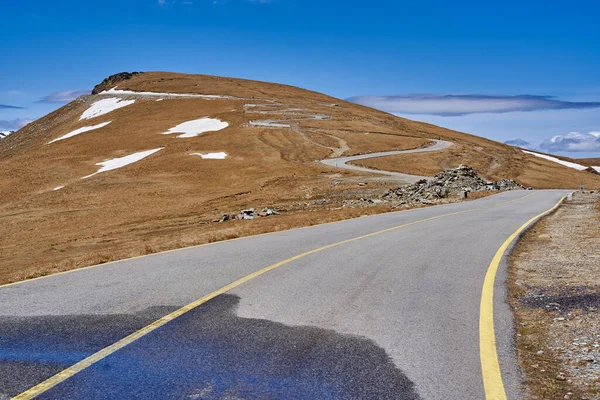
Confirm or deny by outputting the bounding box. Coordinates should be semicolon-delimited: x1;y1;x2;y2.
0;190;524;290
479;195;566;400
13;191;536;399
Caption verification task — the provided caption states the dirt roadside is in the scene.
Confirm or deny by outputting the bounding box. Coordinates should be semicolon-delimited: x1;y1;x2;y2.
509;191;600;399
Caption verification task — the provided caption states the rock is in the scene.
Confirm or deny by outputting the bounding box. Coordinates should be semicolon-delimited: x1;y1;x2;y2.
219;214;234;223
217;207;278;222
381;165;524;206
92;72;144;94
433;186;448;198
239;208;256;220
261;208;279;216
556;372;567;381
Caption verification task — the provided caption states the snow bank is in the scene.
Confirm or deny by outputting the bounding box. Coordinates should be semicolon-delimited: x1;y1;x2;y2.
0;131;14;139
522;150;588;171
49;121;111;144
82;148;163;179
102;88;231;100
192;152;228;159
53;186;65;191
162;118;228;138
80;98;135;120
593;166;600;173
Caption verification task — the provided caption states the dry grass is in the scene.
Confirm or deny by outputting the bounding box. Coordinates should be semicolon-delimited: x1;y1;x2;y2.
509;192;600;399
579;158;600;166
352;143;600;189
2;203;395;284
2;71;600;284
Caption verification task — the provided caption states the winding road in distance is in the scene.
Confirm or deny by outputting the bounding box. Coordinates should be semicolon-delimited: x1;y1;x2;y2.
1;187;570;399
320;139;453;182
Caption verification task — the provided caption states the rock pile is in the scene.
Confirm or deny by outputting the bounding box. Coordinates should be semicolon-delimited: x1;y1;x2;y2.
381;165;524;205
216;208;279;223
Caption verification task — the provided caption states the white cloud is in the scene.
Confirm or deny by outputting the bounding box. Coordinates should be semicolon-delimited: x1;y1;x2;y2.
0;104;24;109
540;131;600;152
0;118;35;131
392;107;600;157
347;94;600;116
39;90;90;103
504;139;531;149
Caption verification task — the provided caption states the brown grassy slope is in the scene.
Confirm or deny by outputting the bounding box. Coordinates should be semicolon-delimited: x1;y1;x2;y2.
352;143;600;189
578;157;600;165
1;71;600;283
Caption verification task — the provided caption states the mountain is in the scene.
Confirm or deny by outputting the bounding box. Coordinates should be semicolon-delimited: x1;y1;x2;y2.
578;157;600;166
1;71;599;283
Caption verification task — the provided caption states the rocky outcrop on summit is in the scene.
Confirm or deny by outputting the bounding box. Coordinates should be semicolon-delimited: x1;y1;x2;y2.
92;72;144;94
382;165;524;205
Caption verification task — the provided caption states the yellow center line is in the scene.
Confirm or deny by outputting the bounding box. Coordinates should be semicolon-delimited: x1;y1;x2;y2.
13;191;536;399
479;194;566;400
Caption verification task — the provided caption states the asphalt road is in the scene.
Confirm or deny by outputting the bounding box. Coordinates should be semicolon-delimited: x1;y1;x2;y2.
0;190;569;399
320;140;454;182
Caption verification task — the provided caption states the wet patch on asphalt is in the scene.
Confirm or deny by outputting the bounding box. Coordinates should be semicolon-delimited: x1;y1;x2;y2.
0;306;180;397
39;294;420;399
520;285;600;312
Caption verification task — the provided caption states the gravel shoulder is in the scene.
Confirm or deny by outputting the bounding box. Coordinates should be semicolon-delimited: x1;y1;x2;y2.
509;191;600;399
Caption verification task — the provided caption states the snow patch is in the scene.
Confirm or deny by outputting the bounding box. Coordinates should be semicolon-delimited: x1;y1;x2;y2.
192;152;228;159
49;122;111;144
53;186;65;191
156;99;164;102
102;88;231;100
80;98;135;120
592;166;600;173
0;131;14;139
162;118;228;138
522;150;588;171
82;148;163;179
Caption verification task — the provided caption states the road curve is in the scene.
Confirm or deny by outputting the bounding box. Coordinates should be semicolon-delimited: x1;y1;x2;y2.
0;190;570;399
321;139;453;182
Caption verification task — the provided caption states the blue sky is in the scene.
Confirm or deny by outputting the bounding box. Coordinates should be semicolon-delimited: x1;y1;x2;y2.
1;0;599;156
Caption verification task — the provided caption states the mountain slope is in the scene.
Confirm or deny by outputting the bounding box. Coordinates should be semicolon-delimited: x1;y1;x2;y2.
1;71;599;283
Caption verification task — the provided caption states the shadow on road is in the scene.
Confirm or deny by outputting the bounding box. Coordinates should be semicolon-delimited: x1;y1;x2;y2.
12;294;420;399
